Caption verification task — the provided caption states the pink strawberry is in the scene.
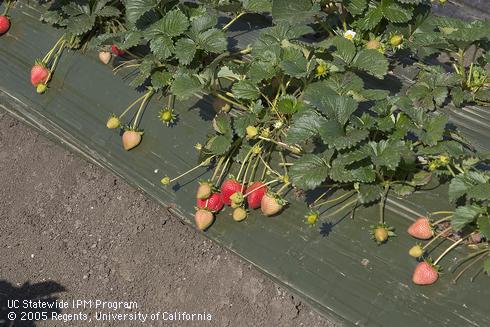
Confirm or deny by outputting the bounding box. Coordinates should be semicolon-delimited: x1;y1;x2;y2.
195;209;214;231
0;15;10;35
246;182;267;209
408;217;433;240
196;181;213;200
220;179;244;206
196;193;224;213
261;192;285;216
30;62;49;87
122;130;143;151
111;44;125;56
412;261;439;285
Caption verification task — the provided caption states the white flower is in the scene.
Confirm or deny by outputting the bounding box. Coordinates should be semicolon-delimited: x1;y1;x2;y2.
344;30;357;40
274;121;283;129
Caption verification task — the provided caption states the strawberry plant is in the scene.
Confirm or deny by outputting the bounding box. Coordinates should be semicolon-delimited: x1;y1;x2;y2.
408;15;490;106
34;0;124;92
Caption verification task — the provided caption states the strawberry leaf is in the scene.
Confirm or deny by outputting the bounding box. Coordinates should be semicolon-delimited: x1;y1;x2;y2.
477;215;490;240
171;73;202;100
351;49;389;78
174;38;197;65
484;258;490;275
232;80;260;100
358;184;383;204
290;154;330;190
284;109;326;144
206;135;232;156
452;205;483;231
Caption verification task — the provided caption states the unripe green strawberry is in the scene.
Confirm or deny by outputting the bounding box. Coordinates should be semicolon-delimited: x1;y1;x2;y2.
409;244;424;258
371;224;395;244
36;83;48;94
389;34;403;47
158;108;176;126
106;115;121;129
233;207;247;222
246;126;258;138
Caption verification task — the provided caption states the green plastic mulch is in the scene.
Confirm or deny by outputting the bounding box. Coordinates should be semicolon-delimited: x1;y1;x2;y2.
1;3;489;326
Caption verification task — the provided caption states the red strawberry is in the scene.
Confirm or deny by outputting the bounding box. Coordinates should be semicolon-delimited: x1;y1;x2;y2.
261;193;285;216
195;209;214;231
196;193;224;213
220;179;244;206
245;182;267;209
111;44;125;56
0;15;10;35
30;63;50;87
408;217;433;240
412;261;439;285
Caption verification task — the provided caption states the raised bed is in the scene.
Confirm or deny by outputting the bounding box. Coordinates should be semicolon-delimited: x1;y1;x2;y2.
1;2;489;326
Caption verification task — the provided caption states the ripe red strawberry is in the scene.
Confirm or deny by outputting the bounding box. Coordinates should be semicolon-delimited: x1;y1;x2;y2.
122;130;143;151
196;193;224;213
0;15;10;35
111;44;125;56
195;209;214;231
30;62;50;87
261;193;284;216
220;179;244;206
408;217;433;240
412;261;439;285
196;181;212;200
245;182;267;209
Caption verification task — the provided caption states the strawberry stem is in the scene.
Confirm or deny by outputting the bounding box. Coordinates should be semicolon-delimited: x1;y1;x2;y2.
168;155;216;184
325;198;358;218
2;0;12;16
451;250;489;283
221;12;245;31
243;179;279;198
379;184;390;224
276;182;291;195
423;227;452;250
119;93;150;119
434;237;467;266
433;215;453;226
131;89;154;130
430;211;454;216
311;191;355;208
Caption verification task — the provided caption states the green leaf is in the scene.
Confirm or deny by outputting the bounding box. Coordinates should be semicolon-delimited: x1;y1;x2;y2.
248;61;277;82
330;162;376;183
358;184;383;204
467;183;490;201
351;49;389;78
241;0;272;12
150;35;174;60
207;135;232;155
277;95;299;114
356;6;383;31
368;140;405;170
477;215;490;239
97;6;121;18
171;73;202;100
195;28;227;53
174;38;196;65
272;0;317;23
66;14;95;35
285;109;326;144
191;15;217;33
318;122;369;150
158;9;189;37
344;0;367;16
420;115;448;146
381;0;412;23
290;154;330;190
214;114;233;137
280;47;310;78
232;80;260;100
452;205;482;231
151;71;172;89
328;36;356;64
126;0;160;25
234;113;258;137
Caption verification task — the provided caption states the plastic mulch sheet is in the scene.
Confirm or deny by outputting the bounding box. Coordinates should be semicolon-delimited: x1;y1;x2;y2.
1;2;489;326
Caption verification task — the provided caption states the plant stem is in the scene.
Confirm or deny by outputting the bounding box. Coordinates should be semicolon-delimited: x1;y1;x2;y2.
132;89;154;129
169;155;216;183
222;12;245;31
326;199;358;218
311;191;355;208
423;227;452;250
211;156;225;182
452;250;488;283
434;237;466;266
379;184;390;225
433;215;453;225
119;93;149;119
243;179;279;197
276;182;291;195
430;211;454;216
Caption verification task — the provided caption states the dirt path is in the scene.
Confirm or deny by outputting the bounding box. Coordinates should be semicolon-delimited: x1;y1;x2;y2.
0;110;338;327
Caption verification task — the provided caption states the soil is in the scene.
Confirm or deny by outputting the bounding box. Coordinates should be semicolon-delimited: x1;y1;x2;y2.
0;110;338;327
